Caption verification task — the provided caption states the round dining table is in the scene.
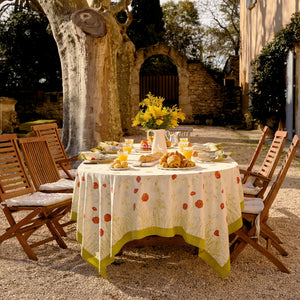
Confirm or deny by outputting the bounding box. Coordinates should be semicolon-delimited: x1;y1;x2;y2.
71;153;244;279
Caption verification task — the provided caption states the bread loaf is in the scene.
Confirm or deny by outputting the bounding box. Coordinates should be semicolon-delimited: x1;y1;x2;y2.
159;151;195;168
138;151;163;163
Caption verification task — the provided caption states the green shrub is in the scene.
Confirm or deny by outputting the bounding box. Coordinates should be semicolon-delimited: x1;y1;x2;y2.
249;12;300;128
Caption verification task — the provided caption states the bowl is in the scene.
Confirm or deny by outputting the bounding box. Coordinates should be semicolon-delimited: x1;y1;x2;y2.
197;151;211;161
80;151;104;161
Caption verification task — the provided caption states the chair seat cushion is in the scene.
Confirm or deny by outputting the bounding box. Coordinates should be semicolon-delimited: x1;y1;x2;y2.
242;197;264;214
242;182;262;195
5;192;73;207
39;178;74;191
59;168;77;178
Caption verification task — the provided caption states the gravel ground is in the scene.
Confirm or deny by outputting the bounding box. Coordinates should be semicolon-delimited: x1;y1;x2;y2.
0;126;299;300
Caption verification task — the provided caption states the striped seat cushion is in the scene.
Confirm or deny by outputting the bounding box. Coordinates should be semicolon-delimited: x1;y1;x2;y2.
39;178;74;191
5;192;73;207
243;197;264;214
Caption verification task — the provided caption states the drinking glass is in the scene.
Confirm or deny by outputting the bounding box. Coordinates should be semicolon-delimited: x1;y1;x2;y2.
179;141;189;153
122;142;132;154
124;138;134;146
117;150;128;162
183;147;193;159
180;138;188;143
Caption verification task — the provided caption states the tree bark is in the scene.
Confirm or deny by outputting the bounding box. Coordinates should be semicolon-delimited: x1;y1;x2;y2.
37;0;135;156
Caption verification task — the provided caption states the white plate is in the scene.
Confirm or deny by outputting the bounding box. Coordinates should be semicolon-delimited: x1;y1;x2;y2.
109;167;130;171
134;149;152;153
210;158;225;162
156;165;198;171
84;159;115;164
100;150;118;154
197;157;229;163
83;155;117;164
210;156;231;162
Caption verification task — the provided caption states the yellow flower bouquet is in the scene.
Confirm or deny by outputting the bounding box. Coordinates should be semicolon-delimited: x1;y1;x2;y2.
132;93;185;130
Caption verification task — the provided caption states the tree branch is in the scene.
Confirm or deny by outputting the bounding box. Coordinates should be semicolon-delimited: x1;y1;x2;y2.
0;0;44;16
110;0;130;15
120;6;132;30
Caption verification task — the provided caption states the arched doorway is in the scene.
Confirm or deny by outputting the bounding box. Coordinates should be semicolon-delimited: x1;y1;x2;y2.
140;55;178;107
132;43;193;123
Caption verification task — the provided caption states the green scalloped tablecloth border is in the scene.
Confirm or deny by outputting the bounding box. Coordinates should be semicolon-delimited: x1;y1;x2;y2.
72;215;243;279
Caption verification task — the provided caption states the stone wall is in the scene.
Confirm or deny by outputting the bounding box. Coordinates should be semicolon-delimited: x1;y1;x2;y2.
12;91;63;127
188;62;223;118
188;61;242;125
134;44;242;126
0;97;18;133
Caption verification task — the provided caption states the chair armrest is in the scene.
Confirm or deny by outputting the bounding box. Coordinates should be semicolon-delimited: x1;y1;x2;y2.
244;171;271;182
240;169;271;185
239;168;248;175
57;156;79;180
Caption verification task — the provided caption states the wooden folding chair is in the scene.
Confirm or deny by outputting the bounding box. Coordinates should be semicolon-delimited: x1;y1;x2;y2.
230;134;300;273
0;134;73;260
31;123;78;179
168;126;193;140
241;130;288;199
18;137;74;193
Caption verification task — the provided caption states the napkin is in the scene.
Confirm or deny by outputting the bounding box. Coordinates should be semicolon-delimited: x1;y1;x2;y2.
132;160;159;167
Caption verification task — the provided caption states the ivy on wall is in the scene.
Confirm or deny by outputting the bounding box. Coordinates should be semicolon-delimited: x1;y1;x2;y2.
249;12;300;128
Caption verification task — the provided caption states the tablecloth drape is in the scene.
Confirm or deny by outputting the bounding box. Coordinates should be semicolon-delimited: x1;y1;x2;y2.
71;158;244;278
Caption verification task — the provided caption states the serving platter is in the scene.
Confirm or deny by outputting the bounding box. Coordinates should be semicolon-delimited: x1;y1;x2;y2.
156;165;198;171
99;150;118;154
134;149;152;153
109;167;130;171
83;155;117;164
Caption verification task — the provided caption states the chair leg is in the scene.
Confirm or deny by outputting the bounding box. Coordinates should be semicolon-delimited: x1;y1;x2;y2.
260;230;288;256
0;209;43;260
235;230;290;273
47;205;74;237
48;206;70;237
45;221;67;249
0;208;41;243
261;223;283;245
15;231;38;260
230;237;248;262
1;206;68;260
230;223;254;262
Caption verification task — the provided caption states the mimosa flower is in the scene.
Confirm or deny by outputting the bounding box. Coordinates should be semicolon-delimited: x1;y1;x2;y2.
132;92;185;130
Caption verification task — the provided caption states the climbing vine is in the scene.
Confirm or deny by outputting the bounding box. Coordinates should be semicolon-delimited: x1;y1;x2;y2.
249;12;300;128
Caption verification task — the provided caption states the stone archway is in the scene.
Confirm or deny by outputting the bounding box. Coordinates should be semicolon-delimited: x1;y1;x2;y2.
132;43;193;123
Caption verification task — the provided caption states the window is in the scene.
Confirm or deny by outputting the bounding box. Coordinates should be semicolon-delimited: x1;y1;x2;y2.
247;0;257;9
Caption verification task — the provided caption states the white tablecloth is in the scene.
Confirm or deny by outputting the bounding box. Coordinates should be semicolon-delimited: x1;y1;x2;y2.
71;156;244;278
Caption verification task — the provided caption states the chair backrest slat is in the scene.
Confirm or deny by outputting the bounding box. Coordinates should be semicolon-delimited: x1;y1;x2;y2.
168;127;193;140
261;135;300;221
258;131;288;179
18;137;61;191
0;134;35;201
246;126;270;173
31;123;71;170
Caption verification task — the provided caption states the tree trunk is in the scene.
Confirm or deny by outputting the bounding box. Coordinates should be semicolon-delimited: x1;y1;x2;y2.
38;1;135;156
